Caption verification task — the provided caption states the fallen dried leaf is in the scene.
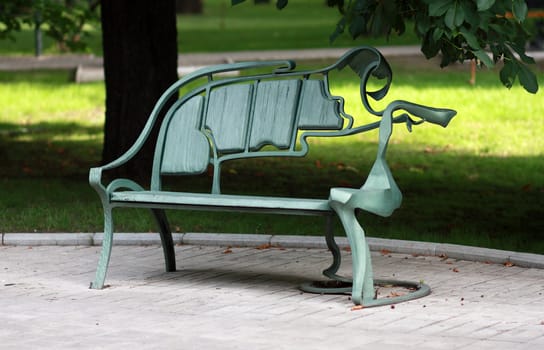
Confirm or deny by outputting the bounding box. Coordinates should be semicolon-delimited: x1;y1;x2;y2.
351;305;364;311
343;246;351;252
452;268;460;273
504;261;515;267
315;160;323;169
256;243;272;250
223;247;233;254
380;249;392;256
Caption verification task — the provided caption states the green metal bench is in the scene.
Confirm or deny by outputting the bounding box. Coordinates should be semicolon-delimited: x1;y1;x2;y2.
89;46;456;307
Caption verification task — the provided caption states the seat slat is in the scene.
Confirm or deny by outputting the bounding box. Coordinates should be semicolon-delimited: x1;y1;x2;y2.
111;191;331;214
249;80;301;150
161;96;209;175
298;80;343;130
206;84;253;153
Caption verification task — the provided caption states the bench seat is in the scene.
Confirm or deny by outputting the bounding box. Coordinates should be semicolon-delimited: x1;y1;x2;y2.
111;191;332;215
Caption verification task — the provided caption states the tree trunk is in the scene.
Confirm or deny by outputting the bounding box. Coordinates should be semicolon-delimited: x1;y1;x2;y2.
101;0;178;181
176;0;203;14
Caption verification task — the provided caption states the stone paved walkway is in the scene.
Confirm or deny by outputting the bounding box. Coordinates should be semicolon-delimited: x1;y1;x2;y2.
1;244;543;349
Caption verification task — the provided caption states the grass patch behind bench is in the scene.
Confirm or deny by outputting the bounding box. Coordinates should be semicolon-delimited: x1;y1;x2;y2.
0;64;543;254
0;0;419;56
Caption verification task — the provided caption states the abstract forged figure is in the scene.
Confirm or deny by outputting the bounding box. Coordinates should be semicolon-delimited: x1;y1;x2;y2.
89;47;455;306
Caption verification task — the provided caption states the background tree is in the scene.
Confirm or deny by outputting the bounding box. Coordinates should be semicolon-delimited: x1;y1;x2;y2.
100;0;178;179
234;0;539;93
0;0;98;51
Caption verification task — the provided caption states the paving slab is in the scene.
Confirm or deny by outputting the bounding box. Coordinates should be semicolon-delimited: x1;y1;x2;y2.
1;244;543;349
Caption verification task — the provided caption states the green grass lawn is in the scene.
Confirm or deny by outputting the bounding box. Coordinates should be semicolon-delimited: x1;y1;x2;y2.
1;0;543;254
1;61;543;254
0;0;419;56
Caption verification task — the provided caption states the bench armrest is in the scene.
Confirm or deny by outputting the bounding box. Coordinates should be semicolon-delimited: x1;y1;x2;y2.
386;100;456;128
89;167;108;204
89;167;146;205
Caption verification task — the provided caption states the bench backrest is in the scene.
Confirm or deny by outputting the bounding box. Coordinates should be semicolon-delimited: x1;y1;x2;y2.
147;47;393;194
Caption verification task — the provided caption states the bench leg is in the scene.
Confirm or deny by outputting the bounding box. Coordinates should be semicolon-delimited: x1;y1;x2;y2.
90;208;114;289
151;209;176;272
322;216;351;283
330;203;375;305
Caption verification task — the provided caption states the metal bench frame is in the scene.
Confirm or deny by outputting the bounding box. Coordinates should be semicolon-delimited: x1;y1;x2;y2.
89;46;456;306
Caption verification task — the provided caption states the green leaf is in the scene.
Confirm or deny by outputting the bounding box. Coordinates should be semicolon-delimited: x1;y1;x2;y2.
349;15;366;38
330;17;346;43
491;0;509;14
462;1;481;27
518;64;539;93
460;27;480;49
475;13;490;31
454;2;466;26
428;0;454;16
489;23;510;36
512;0;528;21
476;0;495;11
444;7;455;29
500;61;516;88
508;43;536;65
473;49;494;67
415;14;431;35
421;31;441;59
231;0;246;5
433;27;444;41
370;7;385;36
440;43;456;67
445;2;464;30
